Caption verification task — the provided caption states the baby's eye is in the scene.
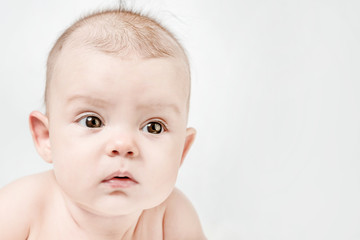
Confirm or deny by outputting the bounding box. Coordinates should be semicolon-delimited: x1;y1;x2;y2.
78;116;103;128
142;122;165;134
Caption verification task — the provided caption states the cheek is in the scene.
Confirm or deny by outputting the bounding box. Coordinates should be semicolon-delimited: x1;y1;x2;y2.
49;127;98;185
139;139;183;208
145;134;184;162
141;135;185;183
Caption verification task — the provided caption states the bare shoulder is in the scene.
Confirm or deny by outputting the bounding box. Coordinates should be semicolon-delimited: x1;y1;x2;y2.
0;171;53;239
162;188;206;240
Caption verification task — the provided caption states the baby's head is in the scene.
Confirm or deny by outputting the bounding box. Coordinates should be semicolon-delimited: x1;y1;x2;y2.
30;9;195;215
46;9;191;113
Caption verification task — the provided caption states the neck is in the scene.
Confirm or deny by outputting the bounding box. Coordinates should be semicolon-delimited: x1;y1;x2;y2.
61;191;142;240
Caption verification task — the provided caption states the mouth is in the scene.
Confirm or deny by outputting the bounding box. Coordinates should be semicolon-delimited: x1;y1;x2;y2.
102;171;138;189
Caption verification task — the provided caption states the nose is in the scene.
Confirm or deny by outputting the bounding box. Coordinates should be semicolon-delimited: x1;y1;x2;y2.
105;133;139;158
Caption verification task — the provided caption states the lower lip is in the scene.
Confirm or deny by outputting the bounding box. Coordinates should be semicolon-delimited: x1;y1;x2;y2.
102;178;137;189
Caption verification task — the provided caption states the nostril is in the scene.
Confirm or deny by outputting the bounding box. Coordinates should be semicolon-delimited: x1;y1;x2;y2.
108;148;136;157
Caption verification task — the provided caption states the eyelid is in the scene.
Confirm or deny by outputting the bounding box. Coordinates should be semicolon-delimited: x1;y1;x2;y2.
142;119;168;131
75;112;105;125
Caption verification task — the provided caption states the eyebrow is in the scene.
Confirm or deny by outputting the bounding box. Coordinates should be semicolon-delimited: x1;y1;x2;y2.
66;95;181;114
66;95;111;108
136;102;181;115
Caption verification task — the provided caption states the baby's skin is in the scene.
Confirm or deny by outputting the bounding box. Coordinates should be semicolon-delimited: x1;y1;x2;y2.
0;171;203;239
0;38;205;239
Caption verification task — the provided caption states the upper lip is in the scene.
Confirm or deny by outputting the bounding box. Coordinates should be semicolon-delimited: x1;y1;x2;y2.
102;170;138;183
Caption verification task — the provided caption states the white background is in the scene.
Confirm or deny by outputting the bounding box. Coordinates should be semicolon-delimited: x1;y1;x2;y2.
1;0;360;239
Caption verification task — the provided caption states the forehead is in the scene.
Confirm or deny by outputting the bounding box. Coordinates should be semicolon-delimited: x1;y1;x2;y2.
49;45;189;111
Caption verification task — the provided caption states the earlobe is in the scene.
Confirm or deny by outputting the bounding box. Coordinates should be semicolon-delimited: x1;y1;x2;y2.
180;127;196;166
29;111;52;163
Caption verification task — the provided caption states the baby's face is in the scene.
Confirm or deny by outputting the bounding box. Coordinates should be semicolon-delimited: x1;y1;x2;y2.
46;45;193;215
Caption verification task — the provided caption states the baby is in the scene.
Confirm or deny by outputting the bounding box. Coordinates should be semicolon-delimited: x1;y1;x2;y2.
0;9;205;240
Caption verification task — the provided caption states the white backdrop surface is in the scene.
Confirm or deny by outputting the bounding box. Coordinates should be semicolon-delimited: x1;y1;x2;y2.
1;0;360;239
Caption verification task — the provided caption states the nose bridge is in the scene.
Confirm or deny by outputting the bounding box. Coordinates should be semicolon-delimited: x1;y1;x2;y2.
105;126;139;157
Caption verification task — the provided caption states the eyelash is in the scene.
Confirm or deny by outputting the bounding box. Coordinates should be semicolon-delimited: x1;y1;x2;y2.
141;119;168;134
76;113;104;128
75;114;168;133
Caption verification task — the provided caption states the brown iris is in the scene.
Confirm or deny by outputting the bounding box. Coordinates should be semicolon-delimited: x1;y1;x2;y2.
85;116;102;128
146;122;163;134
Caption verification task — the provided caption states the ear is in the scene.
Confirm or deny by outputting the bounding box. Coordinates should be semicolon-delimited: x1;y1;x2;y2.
180;127;196;166
29;111;52;163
